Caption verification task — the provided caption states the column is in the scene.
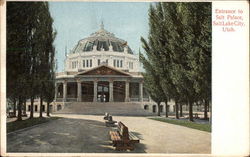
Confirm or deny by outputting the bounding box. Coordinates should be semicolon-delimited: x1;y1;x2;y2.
109;81;113;102
54;83;58;101
149;96;152;102
139;82;143;102
93;80;98;102
125;81;130;102
77;80;82;102
63;80;67;102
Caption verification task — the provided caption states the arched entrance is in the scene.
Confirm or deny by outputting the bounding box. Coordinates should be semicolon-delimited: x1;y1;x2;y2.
97;81;109;102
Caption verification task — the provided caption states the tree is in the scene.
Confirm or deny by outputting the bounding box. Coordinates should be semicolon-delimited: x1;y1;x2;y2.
140;2;211;121
7;2;35;121
176;3;212;120
140;54;166;116
141;3;179;119
7;2;56;120
35;2;56;118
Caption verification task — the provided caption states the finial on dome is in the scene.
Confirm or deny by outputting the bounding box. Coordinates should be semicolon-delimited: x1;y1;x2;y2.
100;21;104;29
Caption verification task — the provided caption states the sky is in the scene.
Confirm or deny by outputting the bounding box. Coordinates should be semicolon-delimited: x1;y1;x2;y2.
49;2;151;72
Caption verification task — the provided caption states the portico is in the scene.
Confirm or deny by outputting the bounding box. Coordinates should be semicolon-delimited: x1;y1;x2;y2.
55;65;148;102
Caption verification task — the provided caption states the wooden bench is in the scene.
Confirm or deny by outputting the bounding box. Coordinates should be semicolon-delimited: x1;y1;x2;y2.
109;121;140;151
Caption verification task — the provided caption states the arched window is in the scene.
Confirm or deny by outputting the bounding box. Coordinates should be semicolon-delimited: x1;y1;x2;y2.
153;105;156;113
83;60;85;68
90;59;92;67
117;60;119;67
57;104;62;111
86;60;89;67
120;60;123;67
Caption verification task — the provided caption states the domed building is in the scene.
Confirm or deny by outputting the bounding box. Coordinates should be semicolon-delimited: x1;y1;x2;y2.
54;23;149;105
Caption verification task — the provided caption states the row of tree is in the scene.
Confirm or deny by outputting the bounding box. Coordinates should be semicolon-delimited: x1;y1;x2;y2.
140;2;211;121
7;2;56;121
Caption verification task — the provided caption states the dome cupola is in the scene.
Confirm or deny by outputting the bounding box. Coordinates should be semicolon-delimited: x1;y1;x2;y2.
72;22;133;54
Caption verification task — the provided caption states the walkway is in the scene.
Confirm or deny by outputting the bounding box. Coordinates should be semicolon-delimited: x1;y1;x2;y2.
7;114;211;153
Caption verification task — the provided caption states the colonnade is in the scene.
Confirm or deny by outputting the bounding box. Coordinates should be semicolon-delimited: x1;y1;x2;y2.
55;80;144;102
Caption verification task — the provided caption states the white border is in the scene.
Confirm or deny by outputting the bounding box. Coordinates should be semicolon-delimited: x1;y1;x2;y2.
212;1;249;156
1;0;250;157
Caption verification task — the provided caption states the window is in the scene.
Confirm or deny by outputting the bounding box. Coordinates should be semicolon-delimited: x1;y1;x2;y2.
113;60;116;67
106;59;108;64
83;60;85;68
98;59;101;65
120;60;123;68
159;105;163;112
90;59;92;67
129;62;133;69
86;60;89;67
72;61;78;69
117;60;119;67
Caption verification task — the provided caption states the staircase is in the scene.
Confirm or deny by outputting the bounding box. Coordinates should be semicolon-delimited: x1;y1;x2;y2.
55;102;155;116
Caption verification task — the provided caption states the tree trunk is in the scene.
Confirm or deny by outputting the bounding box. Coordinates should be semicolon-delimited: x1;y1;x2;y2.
23;100;27;115
180;104;183;117
165;101;168;117
30;97;34;119
13;100;17;117
40;96;43;118
17;98;22;121
204;99;208;120
188;100;193;122
209;101;212;125
175;101;179;119
157;102;161;116
46;102;50;117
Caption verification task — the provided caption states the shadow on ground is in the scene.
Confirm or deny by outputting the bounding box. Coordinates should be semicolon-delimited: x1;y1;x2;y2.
7;117;146;153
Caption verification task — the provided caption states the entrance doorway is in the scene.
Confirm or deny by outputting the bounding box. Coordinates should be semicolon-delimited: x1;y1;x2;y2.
113;81;125;102
82;81;94;102
97;81;109;102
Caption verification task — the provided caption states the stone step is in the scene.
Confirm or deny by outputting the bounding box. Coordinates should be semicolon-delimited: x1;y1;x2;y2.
55;102;155;116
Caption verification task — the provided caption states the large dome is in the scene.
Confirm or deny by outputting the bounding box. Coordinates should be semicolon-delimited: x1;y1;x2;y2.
71;23;133;54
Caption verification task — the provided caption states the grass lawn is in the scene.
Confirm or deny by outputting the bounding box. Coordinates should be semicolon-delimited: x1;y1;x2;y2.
149;117;211;132
7;117;60;133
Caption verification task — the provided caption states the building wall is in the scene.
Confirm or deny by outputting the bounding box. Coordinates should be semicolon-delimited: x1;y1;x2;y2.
25;99;68;113
65;51;139;73
141;100;176;113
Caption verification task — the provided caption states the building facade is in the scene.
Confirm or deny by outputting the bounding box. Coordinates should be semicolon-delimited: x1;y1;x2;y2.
24;24;178;114
54;23;149;105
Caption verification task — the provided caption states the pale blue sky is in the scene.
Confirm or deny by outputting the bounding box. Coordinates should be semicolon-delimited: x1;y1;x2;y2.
49;2;151;72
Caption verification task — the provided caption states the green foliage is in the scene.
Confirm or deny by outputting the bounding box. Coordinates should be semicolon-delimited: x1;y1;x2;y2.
140;2;211;121
7;2;56;119
7;117;61;133
140;54;166;104
149;117;211;132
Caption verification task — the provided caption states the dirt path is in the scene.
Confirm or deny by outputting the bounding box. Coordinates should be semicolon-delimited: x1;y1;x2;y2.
7;114;210;154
